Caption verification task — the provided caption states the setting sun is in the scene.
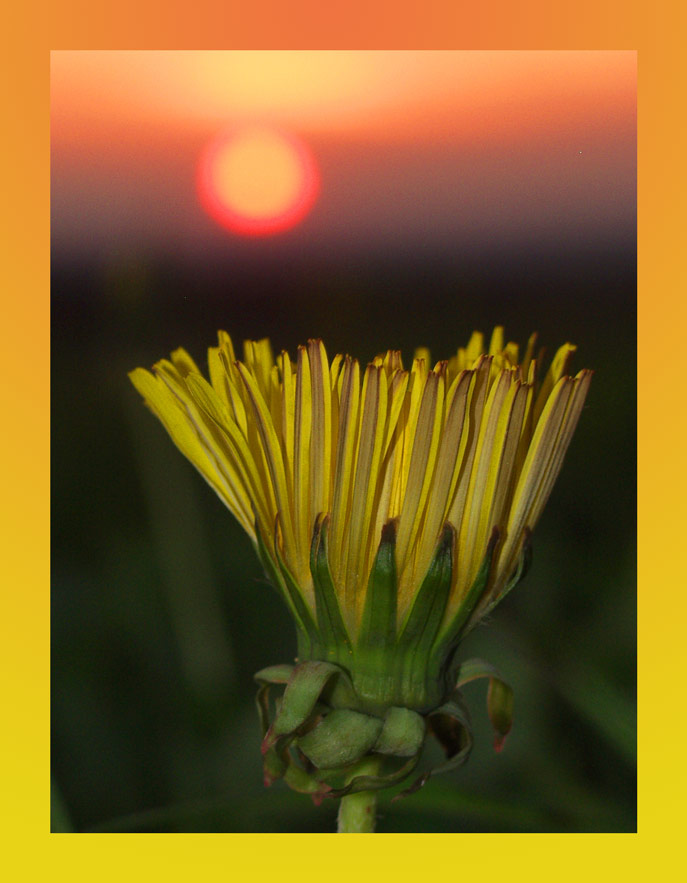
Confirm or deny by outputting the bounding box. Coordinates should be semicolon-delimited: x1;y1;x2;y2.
197;127;319;236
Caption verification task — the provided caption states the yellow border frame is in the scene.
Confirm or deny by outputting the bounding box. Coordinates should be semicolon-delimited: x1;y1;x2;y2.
5;0;681;875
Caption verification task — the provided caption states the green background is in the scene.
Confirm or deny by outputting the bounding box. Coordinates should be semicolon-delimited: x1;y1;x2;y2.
51;244;635;832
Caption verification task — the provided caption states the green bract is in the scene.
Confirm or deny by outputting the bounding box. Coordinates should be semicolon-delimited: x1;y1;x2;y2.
255;523;526;800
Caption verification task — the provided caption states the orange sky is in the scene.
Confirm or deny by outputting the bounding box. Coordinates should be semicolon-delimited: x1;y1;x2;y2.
50;51;636;256
52;51;635;144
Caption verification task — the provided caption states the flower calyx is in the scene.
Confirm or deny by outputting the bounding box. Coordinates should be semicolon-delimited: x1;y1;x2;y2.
254;655;515;803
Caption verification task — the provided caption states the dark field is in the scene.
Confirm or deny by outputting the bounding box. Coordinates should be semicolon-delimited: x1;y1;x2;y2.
51;242;636;832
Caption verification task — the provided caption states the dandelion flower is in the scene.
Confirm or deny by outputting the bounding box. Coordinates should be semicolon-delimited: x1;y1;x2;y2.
130;327;591;829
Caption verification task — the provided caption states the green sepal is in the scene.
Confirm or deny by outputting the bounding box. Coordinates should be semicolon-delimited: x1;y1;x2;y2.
479;527;533;622
437;525;500;645
256;517;318;654
297;709;383;769
262;660;343;754
394;524;454;708
255;683;271;737
254;664;296;685
326;753;422;798
310;515;353;657
394;692;473;800
282;759;332;804
272;515;320;651
358;520;398;652
427;526;500;689
254;524;300;628
262;742;290;787
456;657;514;751
254;665;295;737
429;692;473;772
374;706;425;757
397;524;454;648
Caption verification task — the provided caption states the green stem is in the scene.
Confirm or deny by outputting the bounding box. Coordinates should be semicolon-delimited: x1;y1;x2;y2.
336;757;380;833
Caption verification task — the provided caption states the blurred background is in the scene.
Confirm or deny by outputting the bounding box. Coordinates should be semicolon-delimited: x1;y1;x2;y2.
51;51;636;832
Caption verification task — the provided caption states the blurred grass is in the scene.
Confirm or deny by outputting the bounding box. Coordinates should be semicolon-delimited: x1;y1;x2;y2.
51;247;635;832
50;776;73;833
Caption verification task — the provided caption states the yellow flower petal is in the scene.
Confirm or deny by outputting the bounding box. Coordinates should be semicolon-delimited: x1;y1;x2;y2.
130;328;591;641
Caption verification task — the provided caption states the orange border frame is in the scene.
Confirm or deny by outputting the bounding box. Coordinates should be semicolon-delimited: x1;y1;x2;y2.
3;0;684;877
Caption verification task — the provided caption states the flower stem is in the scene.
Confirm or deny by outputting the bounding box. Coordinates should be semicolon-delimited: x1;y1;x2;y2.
336;757;381;833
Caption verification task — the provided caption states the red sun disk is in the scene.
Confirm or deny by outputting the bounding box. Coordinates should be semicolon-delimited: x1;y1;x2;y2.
197;128;320;237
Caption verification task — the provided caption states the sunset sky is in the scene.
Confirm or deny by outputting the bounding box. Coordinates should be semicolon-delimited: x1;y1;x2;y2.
51;51;636;259
50;48;639;837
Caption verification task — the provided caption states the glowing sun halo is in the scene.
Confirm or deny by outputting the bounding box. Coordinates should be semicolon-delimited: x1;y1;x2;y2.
198;128;319;236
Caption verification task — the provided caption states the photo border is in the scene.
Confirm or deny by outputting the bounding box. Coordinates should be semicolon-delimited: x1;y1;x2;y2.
5;0;675;875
